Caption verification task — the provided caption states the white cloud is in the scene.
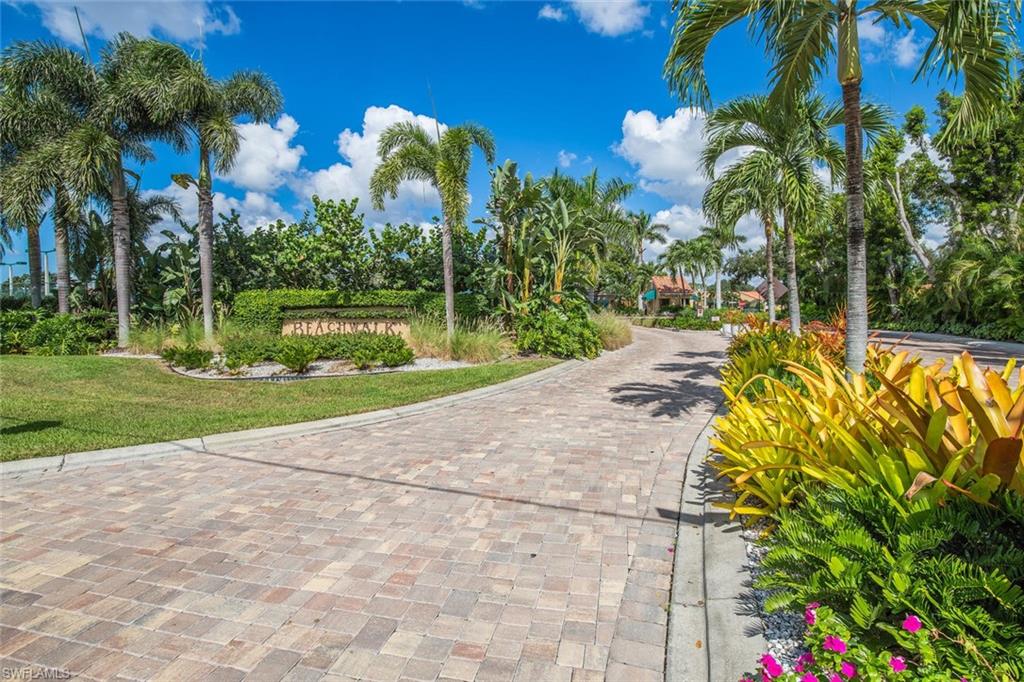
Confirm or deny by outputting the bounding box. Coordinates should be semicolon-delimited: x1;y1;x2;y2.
294;105;447;225
557;150;578;168
857;13;923;68
219;115;305;193
857;15;887;46
143;182;291;244
569;0;649;37
651;204;764;256
538;4;567;21
892;29;922;68
26;0;240;45
614;107;742;205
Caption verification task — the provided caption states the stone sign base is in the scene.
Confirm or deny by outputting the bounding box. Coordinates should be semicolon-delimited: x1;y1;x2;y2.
282;318;410;339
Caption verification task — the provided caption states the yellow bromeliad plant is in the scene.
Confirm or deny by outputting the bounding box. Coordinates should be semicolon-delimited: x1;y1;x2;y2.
713;347;1024;518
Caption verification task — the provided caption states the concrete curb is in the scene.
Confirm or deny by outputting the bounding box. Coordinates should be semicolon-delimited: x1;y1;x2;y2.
667;408;766;681
1;359;581;480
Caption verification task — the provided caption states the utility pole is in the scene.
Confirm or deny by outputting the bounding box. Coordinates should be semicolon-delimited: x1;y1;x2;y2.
42;248;55;296
2;261;26;297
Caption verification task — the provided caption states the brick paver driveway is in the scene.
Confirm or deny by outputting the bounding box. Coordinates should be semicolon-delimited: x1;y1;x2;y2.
1;328;727;682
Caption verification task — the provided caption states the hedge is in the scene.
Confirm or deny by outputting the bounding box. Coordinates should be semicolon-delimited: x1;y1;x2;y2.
232;289;488;332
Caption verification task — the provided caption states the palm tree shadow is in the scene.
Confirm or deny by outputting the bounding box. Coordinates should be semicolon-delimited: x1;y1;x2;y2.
608;349;726;418
0;419;63;436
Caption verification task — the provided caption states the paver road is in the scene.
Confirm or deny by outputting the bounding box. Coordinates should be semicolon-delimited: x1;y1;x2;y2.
0;328;727;682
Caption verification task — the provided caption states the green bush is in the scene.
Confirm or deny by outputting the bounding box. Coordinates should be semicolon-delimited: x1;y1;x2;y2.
515;299;601;359
350;348;378;370
380;347;414;367
409;316;514;362
274;337;319;373
23;315;97;355
160;345;213;369
221;329;414;370
233;289;487;332
1;310;47;354
756;484;1024;679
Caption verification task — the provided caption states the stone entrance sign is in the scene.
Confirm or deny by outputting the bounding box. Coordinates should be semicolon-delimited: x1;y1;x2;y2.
282;318;410;339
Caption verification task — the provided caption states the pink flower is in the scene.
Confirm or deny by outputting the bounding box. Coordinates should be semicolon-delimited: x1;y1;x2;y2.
805;604;818;626
822;636;847;654
902;614;922;633
798;652;816;667
828;675;842;682
889;656;907;673
759;653;783;679
800;675;819;682
840;661;856;679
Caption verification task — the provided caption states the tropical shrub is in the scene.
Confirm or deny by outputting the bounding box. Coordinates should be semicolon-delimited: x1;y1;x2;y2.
752;486;1024;680
128;323;173;354
350;348;378;370
591;312;632;351
713;342;1024;517
233;289;487;332
746;606;973;682
221;330;413;370
514;299;601;359
160;345;213;369
22;314;104;356
274;337;319;374
1;310;47;354
380;347;414;368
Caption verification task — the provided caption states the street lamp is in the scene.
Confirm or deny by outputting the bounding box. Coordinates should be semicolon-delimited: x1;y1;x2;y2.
0;260;27;297
42;248;55;296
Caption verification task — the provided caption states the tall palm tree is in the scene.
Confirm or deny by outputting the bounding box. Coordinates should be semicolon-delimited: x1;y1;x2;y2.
0;70;79;311
370;121;495;337
626;211;668;311
704;172;782;322
150;53;282;341
701;95;886;333
699;223;744;310
2;36;190;345
665;0;1019;371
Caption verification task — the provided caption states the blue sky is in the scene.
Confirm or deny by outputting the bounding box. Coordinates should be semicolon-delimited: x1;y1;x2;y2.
1;0;965;277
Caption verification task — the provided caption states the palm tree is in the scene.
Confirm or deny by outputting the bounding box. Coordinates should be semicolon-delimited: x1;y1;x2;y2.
665;0;1019;371
479;160;543;305
699;223;745;310
0;68;79;311
2;36;190;345
626;211;668;311
701;95;886;333
704;172;782;323
151;54;282;342
370;121;495;337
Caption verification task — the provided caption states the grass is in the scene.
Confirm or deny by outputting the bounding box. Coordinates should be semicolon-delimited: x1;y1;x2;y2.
408;316;514;363
0;355;558;461
591;312;633;350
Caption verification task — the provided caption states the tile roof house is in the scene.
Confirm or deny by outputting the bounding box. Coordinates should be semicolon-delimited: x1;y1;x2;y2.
645;275;695;314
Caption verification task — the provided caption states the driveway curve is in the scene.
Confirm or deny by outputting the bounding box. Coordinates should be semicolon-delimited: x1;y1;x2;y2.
0;328;727;682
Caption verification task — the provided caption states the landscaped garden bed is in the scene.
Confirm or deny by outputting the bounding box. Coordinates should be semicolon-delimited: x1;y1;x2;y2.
713;317;1024;681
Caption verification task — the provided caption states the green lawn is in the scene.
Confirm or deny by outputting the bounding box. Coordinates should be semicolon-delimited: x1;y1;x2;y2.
0;355;558;461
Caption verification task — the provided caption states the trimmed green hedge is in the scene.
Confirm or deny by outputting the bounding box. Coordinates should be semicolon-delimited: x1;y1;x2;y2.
222;331;412;370
233;289;488;331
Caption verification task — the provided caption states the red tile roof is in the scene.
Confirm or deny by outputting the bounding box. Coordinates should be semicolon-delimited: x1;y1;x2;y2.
651;275;691;294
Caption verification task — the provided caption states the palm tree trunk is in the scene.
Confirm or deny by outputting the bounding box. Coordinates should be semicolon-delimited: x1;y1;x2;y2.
843;78;868;373
636;243;645;313
26;221;42;308
763;214;776;324
439;214;456;338
783;211;801;334
714;257;723;310
197;144;216;343
53;186;72;314
110;150;132;347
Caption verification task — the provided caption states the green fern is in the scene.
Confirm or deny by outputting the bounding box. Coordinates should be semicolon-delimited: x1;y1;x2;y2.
756;484;1024;678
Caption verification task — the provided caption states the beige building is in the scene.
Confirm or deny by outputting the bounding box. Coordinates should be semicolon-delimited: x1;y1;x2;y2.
644;275;695;314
